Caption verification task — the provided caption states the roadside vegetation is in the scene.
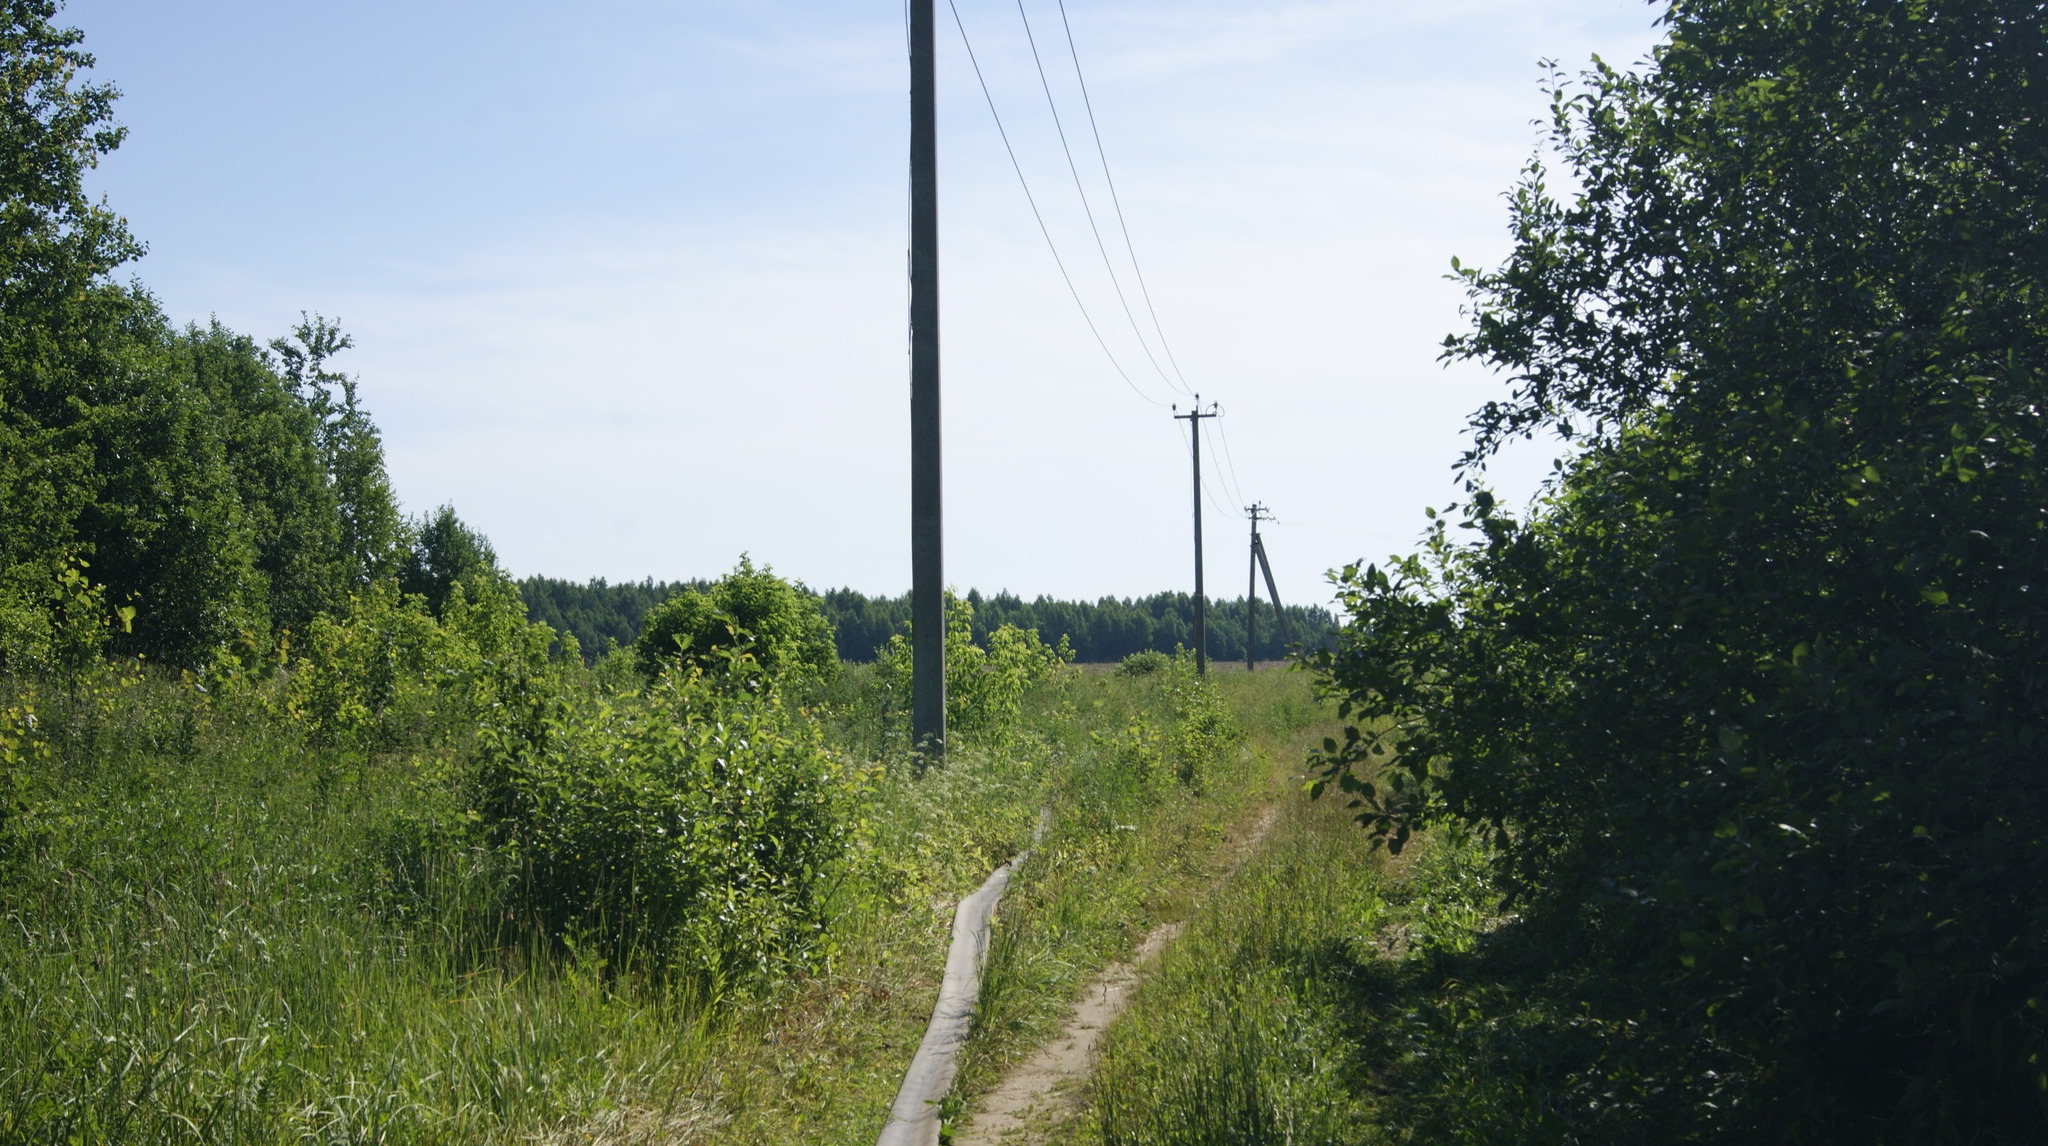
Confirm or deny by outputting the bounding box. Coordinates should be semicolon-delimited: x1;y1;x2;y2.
1082;777;1494;1146
1085;0;2048;1142
0;582;1324;1142
11;0;2041;1142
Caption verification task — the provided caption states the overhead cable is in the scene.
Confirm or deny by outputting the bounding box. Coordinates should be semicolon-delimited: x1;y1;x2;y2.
1177;417;1240;522
1015;0;1185;398
1213;413;1253;508
1055;0;1196;397
946;0;1170;409
1202;418;1246;515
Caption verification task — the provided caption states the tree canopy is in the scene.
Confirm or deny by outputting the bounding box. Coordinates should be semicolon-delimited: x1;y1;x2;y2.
0;2;418;670
633;558;837;682
400;504;498;618
1312;0;2048;1137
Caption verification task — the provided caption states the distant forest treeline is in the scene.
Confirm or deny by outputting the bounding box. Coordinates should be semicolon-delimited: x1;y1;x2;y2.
820;588;1335;663
519;577;1333;664
518;577;702;658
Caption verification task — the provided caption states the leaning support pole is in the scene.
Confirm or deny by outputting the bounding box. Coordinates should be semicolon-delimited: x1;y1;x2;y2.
1254;536;1291;650
1246;525;1258;672
909;0;945;758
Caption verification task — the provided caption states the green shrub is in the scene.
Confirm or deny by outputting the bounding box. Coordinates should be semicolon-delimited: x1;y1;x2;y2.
0;556;124;678
633;556;835;683
282;572;559;747
468;646;864;981
1160;655;1240;791
0;696;47;877
1090;718;1169;801
1117;649;1171;676
875;592;1072;742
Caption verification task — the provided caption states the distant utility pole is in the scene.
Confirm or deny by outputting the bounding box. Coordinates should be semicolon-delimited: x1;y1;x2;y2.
1255;517;1290;660
1173;397;1220;675
1245;502;1274;671
909;0;944;758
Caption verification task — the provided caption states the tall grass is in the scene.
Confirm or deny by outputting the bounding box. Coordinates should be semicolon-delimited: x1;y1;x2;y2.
1;677;726;1143
1080;778;1500;1146
0;659;1324;1144
949;665;1338;1126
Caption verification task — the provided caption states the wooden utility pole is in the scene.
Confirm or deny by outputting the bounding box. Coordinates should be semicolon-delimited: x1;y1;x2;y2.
1245;502;1272;671
1174;398;1219;674
910;0;944;758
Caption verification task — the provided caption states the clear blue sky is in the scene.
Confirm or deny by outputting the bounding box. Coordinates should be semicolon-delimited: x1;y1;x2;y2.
69;0;1664;607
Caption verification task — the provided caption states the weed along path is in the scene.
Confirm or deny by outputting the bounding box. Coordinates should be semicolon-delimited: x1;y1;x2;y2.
951;804;1284;1146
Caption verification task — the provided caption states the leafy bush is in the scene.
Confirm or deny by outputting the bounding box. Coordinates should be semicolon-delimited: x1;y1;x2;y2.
1090;719;1169;800
468;647;863;980
1080;654;1236;801
1159;654;1239;791
0;556;126;678
282;572;559;747
282;580;448;744
1116;649;1170;676
633;556;835;683
875;592;1072;741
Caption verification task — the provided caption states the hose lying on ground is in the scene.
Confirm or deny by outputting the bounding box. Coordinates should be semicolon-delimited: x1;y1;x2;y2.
876;809;1049;1146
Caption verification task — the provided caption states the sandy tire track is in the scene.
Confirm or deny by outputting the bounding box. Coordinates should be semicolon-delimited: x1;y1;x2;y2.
952;804;1282;1146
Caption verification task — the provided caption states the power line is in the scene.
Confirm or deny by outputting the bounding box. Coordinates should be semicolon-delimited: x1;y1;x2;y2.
1204;415;1248;510
1205;429;1241;514
1173;418;1236;528
1014;0;1183;398
1195;413;1244;511
960;1;1267;529
1214;409;1247;497
946;0;1170;409
1038;2;1251;512
1181;416;1238;522
1054;0;1196;397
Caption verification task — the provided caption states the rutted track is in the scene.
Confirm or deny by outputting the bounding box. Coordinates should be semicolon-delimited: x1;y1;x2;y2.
949;804;1283;1146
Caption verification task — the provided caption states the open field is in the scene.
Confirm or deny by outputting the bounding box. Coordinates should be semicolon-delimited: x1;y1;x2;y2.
0;656;1330;1145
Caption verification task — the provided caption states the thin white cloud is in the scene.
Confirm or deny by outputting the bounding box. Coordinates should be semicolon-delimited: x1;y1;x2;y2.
74;0;1663;606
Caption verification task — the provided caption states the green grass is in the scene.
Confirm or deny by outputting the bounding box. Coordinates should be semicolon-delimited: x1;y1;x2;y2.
1076;772;1502;1146
1077;753;1789;1145
0;659;1330;1144
946;665;1336;1127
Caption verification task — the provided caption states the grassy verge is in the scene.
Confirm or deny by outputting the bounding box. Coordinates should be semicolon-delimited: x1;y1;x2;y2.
0;659;1328;1144
1077;774;1501;1146
944;665;1336;1133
